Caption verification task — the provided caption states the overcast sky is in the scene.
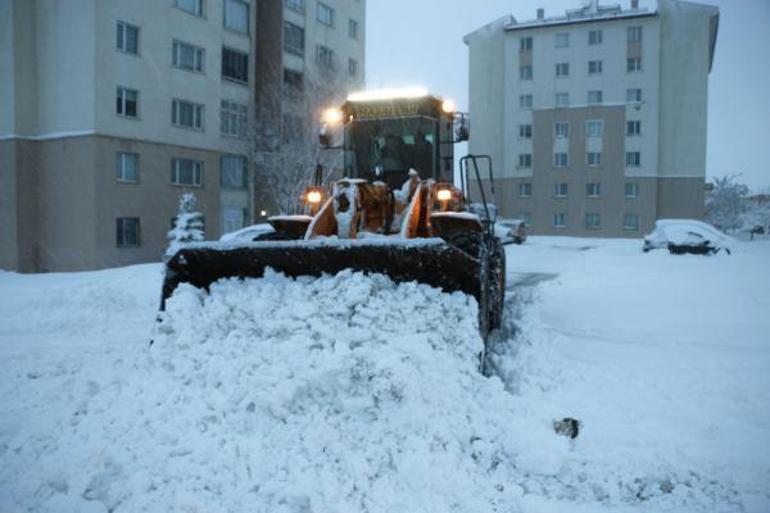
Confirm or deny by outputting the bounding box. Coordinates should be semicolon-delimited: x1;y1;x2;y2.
365;0;770;191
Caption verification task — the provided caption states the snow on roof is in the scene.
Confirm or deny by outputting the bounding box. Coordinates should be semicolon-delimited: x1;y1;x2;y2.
504;5;653;32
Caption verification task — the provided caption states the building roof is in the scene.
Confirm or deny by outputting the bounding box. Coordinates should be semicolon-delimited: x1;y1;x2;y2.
504;1;654;32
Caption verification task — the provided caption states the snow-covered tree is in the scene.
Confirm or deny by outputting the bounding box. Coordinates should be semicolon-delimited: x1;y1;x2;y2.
742;194;770;238
166;193;205;259
705;175;749;232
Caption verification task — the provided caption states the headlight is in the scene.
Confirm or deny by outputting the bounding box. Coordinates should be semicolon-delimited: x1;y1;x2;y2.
321;107;343;125
441;99;456;114
437;188;452;202
307;190;323;204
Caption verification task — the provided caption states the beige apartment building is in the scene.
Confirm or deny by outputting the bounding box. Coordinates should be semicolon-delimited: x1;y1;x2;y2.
464;0;719;237
1;0;365;272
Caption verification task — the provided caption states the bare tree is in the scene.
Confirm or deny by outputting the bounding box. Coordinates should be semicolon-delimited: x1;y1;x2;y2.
252;64;346;216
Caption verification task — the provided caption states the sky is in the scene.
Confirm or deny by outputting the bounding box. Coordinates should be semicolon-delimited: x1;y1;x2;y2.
365;0;770;191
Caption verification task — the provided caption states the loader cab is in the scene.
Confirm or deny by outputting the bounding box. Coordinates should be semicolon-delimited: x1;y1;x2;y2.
324;90;462;190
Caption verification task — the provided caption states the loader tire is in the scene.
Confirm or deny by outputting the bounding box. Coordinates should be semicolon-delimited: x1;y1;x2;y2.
443;231;490;337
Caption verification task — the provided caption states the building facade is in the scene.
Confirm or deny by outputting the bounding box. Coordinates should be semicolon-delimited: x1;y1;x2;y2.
1;0;366;272
252;0;366;217
464;0;718;237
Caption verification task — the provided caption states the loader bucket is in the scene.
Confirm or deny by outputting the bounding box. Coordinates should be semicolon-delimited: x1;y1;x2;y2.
160;238;483;312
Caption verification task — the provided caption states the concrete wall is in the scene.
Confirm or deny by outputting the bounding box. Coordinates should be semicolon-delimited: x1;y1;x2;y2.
657;0;718;180
35;0;97;135
465;17;509;178
0;140;20;270
7;136;223;272
92;136;221;269
656;177;705;219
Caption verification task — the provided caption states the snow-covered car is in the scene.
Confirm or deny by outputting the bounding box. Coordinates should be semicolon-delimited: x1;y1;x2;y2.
495;219;528;245
643;219;734;255
218;223;275;243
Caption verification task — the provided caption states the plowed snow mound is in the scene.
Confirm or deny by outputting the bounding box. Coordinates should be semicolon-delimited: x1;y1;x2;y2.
3;270;525;513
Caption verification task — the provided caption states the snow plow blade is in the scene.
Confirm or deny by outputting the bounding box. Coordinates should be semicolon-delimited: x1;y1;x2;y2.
160;239;483;312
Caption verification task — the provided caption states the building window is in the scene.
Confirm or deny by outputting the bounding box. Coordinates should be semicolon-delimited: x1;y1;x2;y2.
317;45;335;70
518;154;532;169
172;99;204;130
588;60;603;75
224;0;250;34
116;21;139;55
220;99;248;137
349;19;358;39
348;58;358;78
116;87;139;118
115;152;139;182
284;22;305;57
585;213;601;229
555;93;570;108
586;182;601;197
283;68;304;93
223;207;247;233
221;154;247;189
171;158;203;186
628;26;643;43
587;152;602;166
173;40;205;72
553;213;567;228
627;88;642;103
519;94;533;110
586;119;603;138
554;122;569;138
553;182;568;197
588;90;603;105
116;218;140;247
285;0;305;14
555;32;569;48
589;29;603;45
317;2;335;27
222;47;248;82
627;120;641;136
553;153;569;168
175;0;203;16
519;183;532;197
555;62;569;77
623;214;640;230
627;57;642;73
626;151;641;167
520;65;533;80
519;124;532;139
520;37;532;51
625;182;639;198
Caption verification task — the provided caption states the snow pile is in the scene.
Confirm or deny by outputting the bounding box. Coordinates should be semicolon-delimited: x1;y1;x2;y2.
1;270;531;513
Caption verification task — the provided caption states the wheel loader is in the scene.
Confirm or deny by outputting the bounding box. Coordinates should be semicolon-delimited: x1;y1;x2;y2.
160;88;505;338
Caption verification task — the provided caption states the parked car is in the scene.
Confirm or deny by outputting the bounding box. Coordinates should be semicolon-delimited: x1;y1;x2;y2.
219;223;275;243
495;219;528;245
643;219;734;255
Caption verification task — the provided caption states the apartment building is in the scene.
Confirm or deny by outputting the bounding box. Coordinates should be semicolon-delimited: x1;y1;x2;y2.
253;0;366;216
1;0;255;272
464;0;719;237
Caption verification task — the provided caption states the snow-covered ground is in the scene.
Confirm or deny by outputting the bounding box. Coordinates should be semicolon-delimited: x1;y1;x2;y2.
1;238;768;512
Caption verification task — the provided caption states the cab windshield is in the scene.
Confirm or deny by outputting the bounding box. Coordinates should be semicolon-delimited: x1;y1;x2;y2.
344;116;438;188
